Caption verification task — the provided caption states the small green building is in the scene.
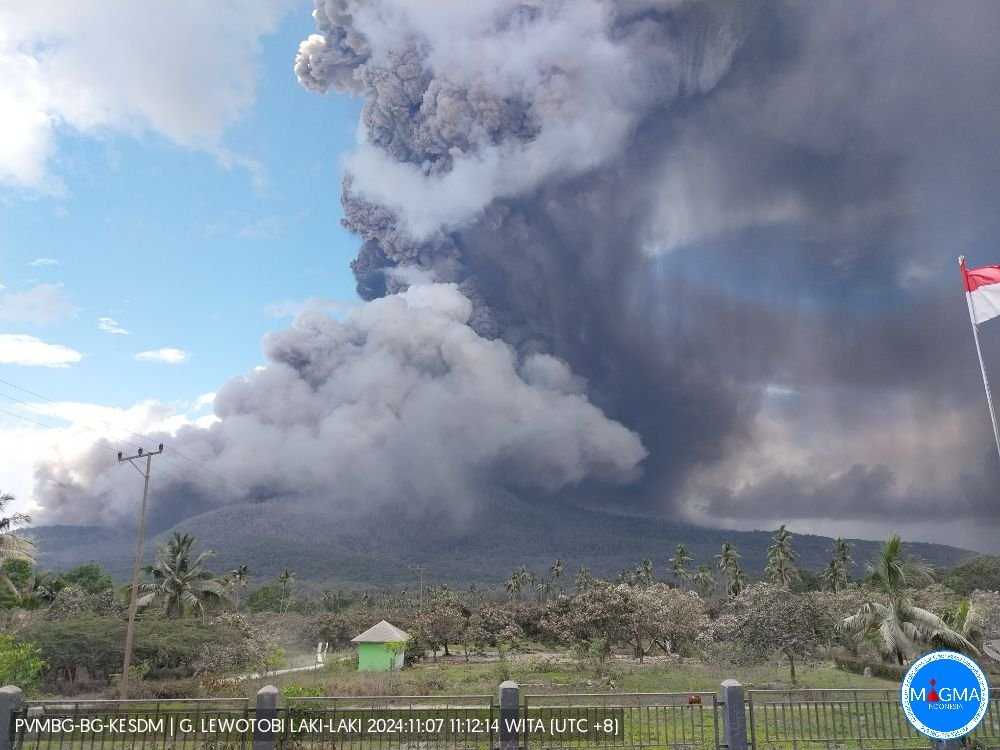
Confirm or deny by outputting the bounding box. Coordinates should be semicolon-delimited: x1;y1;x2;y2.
351;620;409;672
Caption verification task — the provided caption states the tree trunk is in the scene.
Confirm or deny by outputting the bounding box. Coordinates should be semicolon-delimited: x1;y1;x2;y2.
786;651;796;684
443;643;451;656
896;649;904;666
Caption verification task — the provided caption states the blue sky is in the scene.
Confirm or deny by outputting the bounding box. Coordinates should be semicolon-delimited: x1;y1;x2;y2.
1;4;361;409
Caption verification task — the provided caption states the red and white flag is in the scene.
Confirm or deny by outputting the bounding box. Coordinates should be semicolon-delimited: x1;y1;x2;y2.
961;258;1000;324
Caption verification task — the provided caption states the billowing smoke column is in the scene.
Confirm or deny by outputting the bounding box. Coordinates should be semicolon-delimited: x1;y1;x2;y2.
37;284;645;530
290;0;1000;538
35;0;1000;548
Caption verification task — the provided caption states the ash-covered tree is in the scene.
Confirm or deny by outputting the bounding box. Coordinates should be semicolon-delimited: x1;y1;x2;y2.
766;525;798;589
638;584;708;657
670;544;693;585
692;564;717;598
415;592;469;659
716;542;747;597
840;534;974;664
729;582;832;683
822;538;852;593
466;603;523;652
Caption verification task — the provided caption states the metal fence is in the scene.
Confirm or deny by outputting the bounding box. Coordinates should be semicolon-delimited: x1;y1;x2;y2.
522;692;720;750
277;694;496;750
6;684;1000;750
13;697;254;750
746;689;1000;750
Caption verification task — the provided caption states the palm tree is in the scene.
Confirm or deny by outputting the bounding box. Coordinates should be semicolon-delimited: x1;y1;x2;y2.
715;542;746;597
669;544;693;584
229;564;249;611
840;534;975;665
504;574;521;601
277;568;295;612
0;491;36;601
550;559;565;591
574;565;593;591
692;564;716;597
638;559;654;586
138;533;227;619
766;525;798;588
0;491;36;564
829;537;853;592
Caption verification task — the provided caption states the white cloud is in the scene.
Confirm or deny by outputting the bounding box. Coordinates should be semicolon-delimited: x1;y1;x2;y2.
133;348;190;364
194;392;215;411
263;297;360;319
28;258;58;267
97;317;130;335
0;396;221;518
0;283;78;324
0;334;82;367
0;0;295;190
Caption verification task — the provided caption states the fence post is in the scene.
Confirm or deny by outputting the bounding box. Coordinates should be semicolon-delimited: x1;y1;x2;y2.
932;742;962;750
0;686;24;750
253;685;279;750
720;679;748;750
498;680;520;750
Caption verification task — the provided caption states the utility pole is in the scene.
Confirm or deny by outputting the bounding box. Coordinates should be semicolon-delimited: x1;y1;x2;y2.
117;443;163;700
408;564;426;613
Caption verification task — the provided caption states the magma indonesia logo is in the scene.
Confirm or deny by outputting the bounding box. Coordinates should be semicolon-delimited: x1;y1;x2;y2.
901;651;990;740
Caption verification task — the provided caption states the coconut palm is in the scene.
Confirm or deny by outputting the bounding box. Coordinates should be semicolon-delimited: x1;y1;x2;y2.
716;542;746;597
229;564;250;611
277;568;295;612
669;544;693;584
692;564;717;597
0;491;36;564
840;534;975;664
822;537;852;592
574;565;593;591
550;559;565;585
766;524;799;588
0;491;36;600
638;559;654;586
138;533;227;619
504;574;521;601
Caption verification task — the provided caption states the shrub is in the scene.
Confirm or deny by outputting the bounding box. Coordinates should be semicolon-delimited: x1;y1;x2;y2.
832;651;907;681
0;635;46;693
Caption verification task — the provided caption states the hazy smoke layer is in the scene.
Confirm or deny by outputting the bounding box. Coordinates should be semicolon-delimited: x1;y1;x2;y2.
37;285;645;530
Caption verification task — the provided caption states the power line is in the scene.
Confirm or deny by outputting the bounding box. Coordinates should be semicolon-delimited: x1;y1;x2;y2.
0;376;241;492
0;377;161;447
0;390;146;450
0;407;119;453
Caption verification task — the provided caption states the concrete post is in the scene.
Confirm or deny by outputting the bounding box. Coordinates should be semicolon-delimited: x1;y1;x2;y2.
720;679;748;750
253;685;279;750
0;686;24;750
932;741;962;750
498;680;521;750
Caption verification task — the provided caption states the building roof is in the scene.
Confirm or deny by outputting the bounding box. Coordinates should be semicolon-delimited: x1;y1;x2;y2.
351;620;409;643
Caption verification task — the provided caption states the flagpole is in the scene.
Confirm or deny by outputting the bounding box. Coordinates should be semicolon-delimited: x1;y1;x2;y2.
960;255;1000;462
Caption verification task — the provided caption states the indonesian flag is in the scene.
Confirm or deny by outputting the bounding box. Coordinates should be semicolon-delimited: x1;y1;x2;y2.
961;258;1000;325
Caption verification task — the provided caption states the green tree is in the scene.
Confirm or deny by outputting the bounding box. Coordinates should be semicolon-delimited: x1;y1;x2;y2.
766;525;799;589
137;533;227;619
574;566;593;591
840;534;975;664
669;544;693;585
60;562;114;594
0;635;46;693
0;559;32;606
716;542;746;597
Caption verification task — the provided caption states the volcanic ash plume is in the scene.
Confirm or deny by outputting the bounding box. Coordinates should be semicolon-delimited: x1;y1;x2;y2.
35;284;645;529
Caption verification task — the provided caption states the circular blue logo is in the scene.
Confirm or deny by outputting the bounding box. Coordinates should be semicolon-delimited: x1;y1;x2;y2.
901;651;989;740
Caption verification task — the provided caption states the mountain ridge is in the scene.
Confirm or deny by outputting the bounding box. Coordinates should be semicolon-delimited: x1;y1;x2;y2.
24;499;976;588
